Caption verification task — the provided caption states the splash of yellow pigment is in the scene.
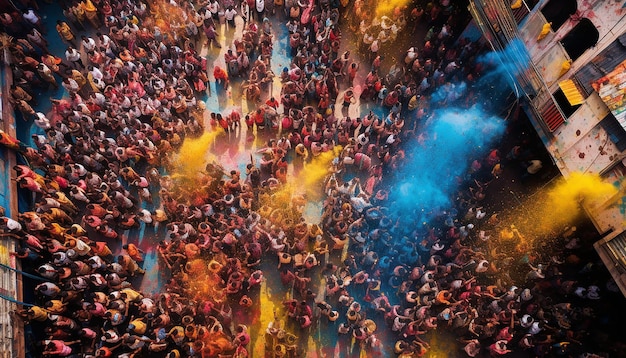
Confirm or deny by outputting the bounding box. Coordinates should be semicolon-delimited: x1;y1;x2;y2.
148;0;189;40
280;146;341;203
173;130;221;178
501;172;619;247
300;146;342;195
257;146;342;228
375;0;411;17
537;172;618;232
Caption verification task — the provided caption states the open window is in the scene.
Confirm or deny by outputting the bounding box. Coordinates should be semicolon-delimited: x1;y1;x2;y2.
599;113;626;152
553;87;581;118
540;0;577;31
560;18;599;61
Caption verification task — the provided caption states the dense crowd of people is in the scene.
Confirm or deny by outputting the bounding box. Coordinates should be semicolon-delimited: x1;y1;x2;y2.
0;0;622;357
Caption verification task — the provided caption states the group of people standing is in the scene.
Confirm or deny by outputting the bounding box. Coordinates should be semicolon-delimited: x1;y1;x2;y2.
0;0;621;357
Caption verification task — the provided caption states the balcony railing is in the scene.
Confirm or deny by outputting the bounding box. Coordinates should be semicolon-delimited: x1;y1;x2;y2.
469;0;569;132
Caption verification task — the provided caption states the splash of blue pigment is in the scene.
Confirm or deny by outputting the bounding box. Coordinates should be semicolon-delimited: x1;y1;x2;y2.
387;105;505;227
431;81;468;105
475;38;531;100
380;39;524;231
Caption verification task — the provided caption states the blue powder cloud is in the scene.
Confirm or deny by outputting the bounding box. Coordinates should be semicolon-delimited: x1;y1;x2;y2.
387;105;505;225
379;39;527;229
475;38;532;99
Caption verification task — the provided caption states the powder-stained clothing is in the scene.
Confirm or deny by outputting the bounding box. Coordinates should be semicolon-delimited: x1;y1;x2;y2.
56;22;75;42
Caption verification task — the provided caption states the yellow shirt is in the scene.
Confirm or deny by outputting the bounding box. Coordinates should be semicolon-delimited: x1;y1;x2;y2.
129;318;147;334
82;0;97;12
47;300;66;314
169;326;185;343
30;306;49;321
121;288;143;303
71;70;87;88
56;23;74;41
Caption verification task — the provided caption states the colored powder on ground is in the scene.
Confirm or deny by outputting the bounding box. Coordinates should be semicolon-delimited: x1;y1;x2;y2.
252;281;280;356
173;131;221;178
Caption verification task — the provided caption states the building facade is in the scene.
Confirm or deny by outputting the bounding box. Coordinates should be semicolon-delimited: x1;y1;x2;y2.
1;40;21;358
469;0;626;296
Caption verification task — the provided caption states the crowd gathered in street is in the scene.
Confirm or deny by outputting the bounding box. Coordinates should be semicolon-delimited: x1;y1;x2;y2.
0;0;622;357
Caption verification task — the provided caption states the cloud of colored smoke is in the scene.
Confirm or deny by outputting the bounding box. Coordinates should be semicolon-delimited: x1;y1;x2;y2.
542;172;617;226
173;131;221;178
382;39;532;229
475;38;532;100
509;172;619;240
268;147;341;206
375;0;411;17
431;81;468;104
257;146;342;227
299;147;342;196
387;106;505;225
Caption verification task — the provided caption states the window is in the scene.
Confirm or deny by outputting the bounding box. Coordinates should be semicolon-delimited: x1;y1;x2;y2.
561;18;599;61
599;113;626;152
553;88;580;118
541;0;577;31
574;34;626;95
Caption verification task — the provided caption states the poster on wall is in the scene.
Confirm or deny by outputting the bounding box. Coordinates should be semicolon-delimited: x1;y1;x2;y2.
592;59;626;128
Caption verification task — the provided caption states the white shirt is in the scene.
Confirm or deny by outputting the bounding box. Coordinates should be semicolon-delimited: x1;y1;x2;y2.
82;37;96;52
93;92;106;105
208;1;219;14
34;113;51;129
73;238;91;255
98;34;112;49
528;321;542;335
65;48;81;62
63;78;80;92
240;1;249;18
527;160;543;174
475;260;489;273
22;10;39;24
225;8;237;20
5;218;22;231
37;282;61;296
370;40;379;52
90;67;103;81
27;31;44;46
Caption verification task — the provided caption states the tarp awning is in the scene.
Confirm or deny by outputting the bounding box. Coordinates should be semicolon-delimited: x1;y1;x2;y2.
559;79;585;106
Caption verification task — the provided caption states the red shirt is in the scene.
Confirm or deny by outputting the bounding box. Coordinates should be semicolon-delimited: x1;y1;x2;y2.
266;98;279;109
253;109;265;124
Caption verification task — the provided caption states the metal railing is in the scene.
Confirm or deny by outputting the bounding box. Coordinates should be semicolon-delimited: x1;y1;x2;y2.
468;0;568;134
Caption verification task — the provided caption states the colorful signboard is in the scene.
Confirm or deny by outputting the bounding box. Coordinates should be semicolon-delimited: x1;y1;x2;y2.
592;59;626;128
